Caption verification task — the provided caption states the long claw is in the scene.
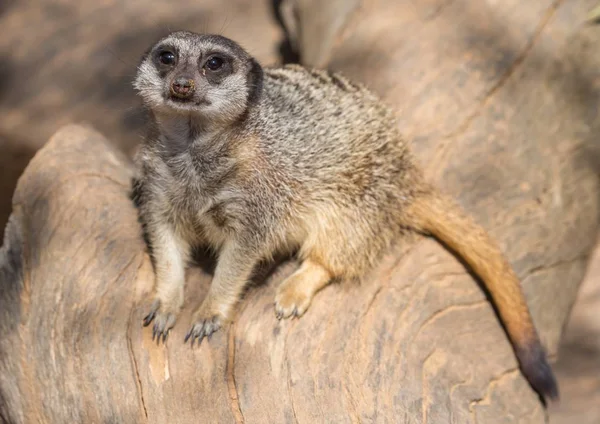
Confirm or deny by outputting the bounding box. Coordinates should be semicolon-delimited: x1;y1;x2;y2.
185;315;223;346
143;311;156;327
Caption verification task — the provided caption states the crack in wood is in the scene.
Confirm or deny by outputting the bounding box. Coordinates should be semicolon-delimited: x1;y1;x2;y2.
449;375;472;423
522;255;588;279
414;301;488;341
430;0;566;180
126;257;148;422
227;321;245;424
468;368;520;422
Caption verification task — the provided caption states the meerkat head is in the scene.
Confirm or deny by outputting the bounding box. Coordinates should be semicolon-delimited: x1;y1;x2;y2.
134;31;263;124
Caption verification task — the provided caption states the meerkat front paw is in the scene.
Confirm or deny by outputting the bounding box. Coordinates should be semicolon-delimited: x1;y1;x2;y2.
274;279;313;319
184;301;229;346
142;298;179;343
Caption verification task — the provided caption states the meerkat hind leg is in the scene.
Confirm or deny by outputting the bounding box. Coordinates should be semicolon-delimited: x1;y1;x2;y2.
275;259;332;319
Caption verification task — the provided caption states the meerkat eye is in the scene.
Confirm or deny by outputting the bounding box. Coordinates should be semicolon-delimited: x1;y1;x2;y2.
205;56;224;71
159;51;176;65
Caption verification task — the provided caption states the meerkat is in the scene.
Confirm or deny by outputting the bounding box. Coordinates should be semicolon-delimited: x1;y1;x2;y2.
132;31;558;400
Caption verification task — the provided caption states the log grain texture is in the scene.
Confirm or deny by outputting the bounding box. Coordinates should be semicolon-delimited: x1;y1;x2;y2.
1;0;600;422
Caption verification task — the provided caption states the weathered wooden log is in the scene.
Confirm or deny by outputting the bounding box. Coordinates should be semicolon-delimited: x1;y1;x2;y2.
1;0;600;422
278;1;600;421
0;110;595;424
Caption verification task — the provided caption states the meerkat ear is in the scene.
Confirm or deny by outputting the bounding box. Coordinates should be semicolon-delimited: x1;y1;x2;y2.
246;58;264;106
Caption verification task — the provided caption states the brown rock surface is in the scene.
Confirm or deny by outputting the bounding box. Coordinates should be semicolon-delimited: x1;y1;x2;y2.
0;0;599;422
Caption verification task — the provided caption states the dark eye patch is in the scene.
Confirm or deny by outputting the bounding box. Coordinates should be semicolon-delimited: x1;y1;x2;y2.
153;45;178;73
200;52;233;83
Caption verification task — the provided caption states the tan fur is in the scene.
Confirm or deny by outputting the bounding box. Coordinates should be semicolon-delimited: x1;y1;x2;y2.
405;192;537;348
133;31;558;399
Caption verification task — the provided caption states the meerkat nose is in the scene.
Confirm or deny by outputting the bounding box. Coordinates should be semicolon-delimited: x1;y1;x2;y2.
170;77;195;99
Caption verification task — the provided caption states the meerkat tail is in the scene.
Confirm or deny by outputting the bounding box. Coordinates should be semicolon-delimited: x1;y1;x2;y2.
405;190;559;401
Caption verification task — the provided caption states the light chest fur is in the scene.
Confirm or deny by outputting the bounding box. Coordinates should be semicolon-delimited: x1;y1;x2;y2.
141;127;247;249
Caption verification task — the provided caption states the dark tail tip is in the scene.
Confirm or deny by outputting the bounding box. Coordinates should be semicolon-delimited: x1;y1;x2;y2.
517;343;559;402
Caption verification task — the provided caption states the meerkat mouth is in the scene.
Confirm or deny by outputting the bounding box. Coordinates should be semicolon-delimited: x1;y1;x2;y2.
164;96;211;111
169;96;193;104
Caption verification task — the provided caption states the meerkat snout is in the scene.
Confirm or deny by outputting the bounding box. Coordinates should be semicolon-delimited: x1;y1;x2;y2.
170;77;195;99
